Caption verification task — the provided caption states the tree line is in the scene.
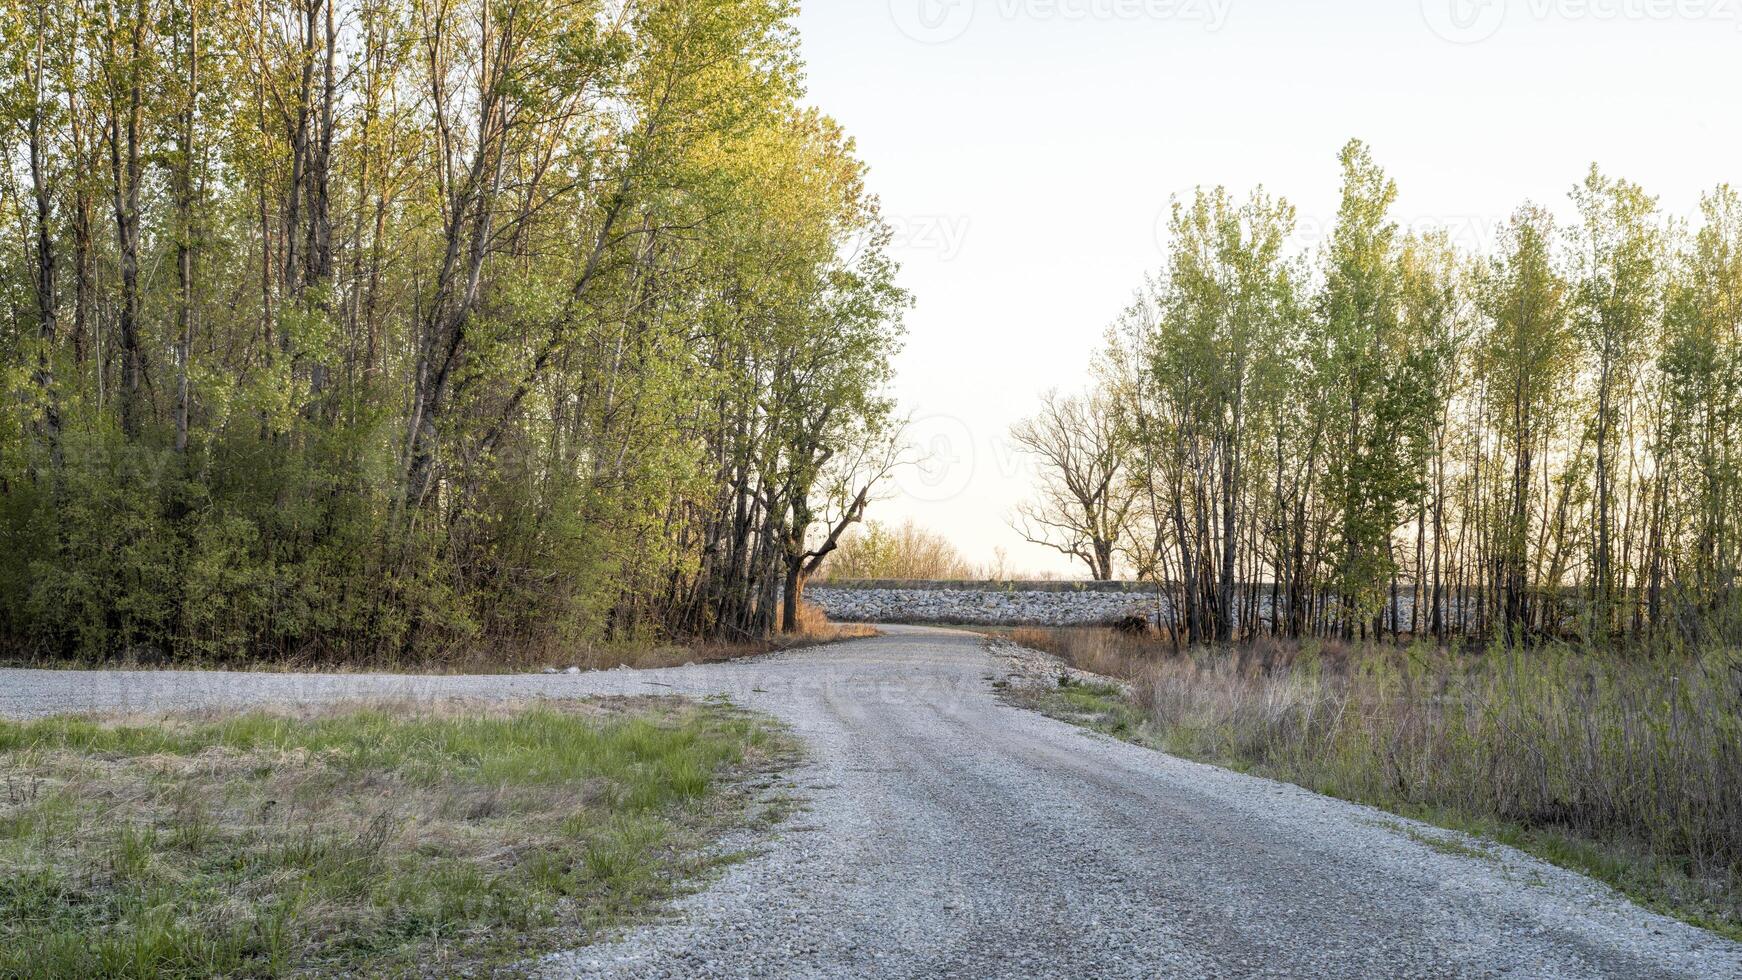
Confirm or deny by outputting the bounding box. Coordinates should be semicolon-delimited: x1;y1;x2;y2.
1016;140;1742;649
0;0;906;662
816;520;978;582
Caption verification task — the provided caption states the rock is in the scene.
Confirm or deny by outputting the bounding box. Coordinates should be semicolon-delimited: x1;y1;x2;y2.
806;585;1163;627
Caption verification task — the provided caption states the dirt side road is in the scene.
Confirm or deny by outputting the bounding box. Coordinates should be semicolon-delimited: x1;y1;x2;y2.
3;627;1737;979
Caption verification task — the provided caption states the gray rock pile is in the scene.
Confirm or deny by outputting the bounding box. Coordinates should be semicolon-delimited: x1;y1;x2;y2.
808;584;1161;627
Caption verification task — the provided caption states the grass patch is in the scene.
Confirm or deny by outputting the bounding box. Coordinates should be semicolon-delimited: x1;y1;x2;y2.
1370;819;1497;862
1001;630;1742;942
0;697;800;978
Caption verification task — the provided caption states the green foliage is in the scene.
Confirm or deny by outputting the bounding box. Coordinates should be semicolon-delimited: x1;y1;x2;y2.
1316;141;1438;621
0;0;903;662
1102;140;1742;647
1128;185;1300;635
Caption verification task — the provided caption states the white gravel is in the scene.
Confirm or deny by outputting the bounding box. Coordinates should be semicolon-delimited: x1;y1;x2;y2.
3;626;1738;979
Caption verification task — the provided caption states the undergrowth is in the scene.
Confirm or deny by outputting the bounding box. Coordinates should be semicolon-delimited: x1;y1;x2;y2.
2;602;876;675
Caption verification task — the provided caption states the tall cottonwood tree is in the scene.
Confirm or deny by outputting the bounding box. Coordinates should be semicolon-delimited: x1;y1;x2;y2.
1477;207;1571;645
1570;167;1664;640
1315;141;1437;638
1397;229;1467;641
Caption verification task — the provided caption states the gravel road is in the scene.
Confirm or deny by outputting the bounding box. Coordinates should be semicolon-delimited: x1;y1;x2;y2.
3;626;1738;979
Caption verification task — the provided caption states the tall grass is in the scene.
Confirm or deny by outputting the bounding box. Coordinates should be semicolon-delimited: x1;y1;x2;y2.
1009;627;1742;934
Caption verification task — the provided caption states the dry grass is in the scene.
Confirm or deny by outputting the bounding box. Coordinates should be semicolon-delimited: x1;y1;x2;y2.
1003;627;1742;940
0;698;801;978
1006;626;1184;678
790;600;879;641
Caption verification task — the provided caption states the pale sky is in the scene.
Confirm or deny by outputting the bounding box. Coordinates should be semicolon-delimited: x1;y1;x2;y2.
794;0;1742;577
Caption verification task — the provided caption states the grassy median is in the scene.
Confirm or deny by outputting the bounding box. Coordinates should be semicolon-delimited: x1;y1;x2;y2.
1001;627;1742;942
0;698;799;978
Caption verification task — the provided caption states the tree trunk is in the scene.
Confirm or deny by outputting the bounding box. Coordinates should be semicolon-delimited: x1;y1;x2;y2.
106;0;148;437
173;3;199;454
28;22;61;469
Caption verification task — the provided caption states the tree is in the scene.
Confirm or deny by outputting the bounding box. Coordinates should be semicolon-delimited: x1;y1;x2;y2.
8;0;63;470
820;520;976;581
1476;207;1571;645
1658;186;1742;638
1009;389;1136;581
1396;230;1469;640
97;0;151;437
1569;166;1663;640
1316;140;1435;638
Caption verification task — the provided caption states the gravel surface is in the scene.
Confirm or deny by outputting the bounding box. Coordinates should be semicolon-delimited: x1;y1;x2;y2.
3;627;1739;978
